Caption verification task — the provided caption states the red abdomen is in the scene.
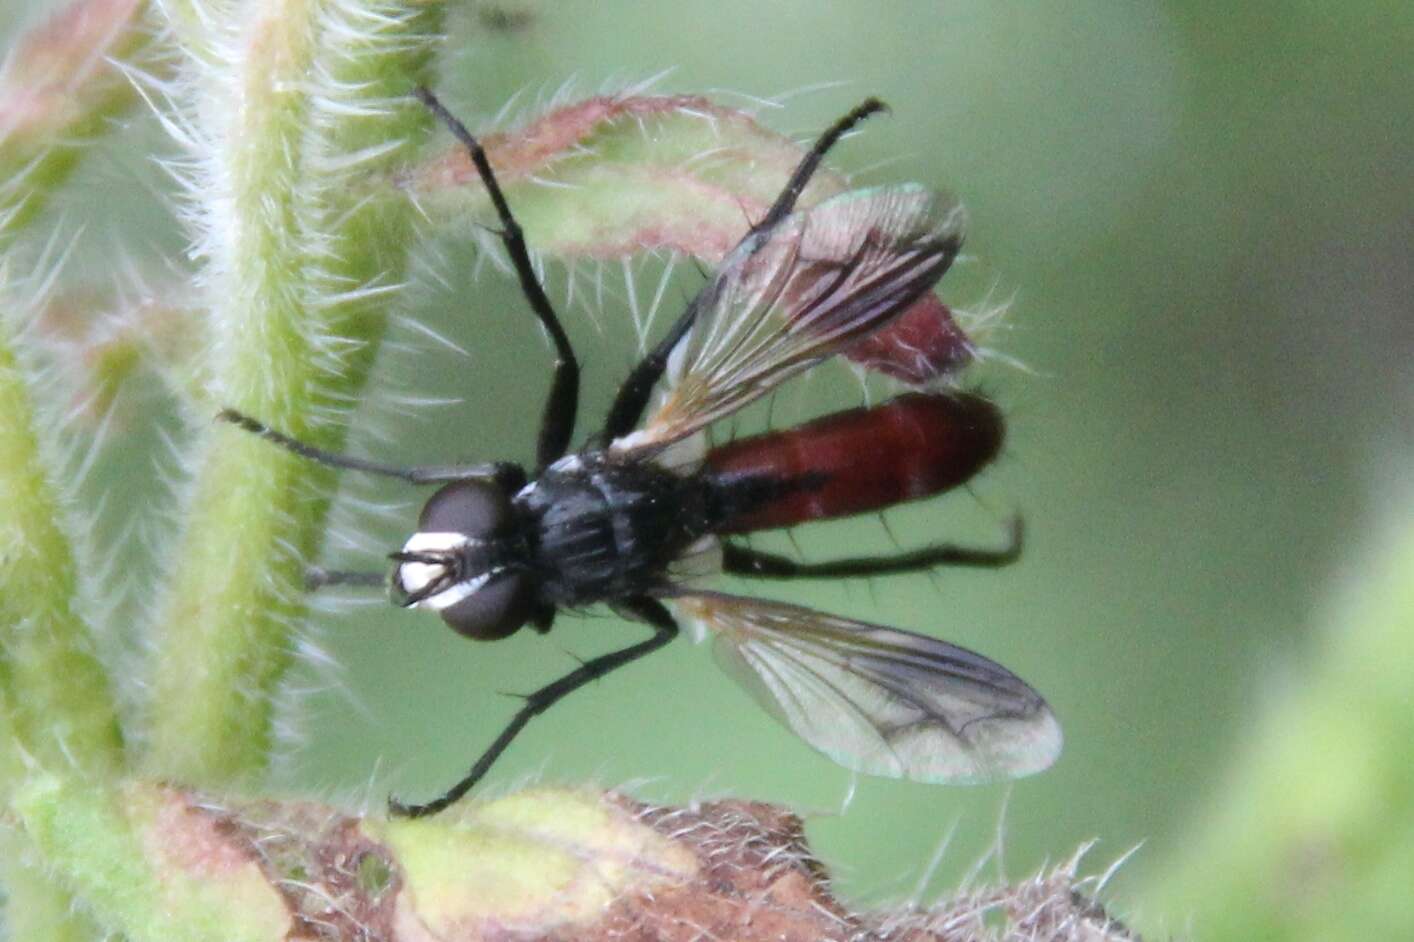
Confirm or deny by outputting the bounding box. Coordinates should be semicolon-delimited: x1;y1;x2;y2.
704;393;1003;534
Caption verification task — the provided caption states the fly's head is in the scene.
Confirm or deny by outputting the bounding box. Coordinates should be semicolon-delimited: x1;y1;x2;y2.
390;479;535;640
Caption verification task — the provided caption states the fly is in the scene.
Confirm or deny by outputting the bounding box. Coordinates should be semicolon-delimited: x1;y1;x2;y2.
220;87;1062;818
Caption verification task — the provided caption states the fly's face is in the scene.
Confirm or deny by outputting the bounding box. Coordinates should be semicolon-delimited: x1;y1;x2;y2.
390;480;535;640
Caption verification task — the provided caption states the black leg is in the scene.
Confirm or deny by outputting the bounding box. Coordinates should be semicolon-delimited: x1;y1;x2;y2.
388;596;679;818
754;96;887;234
598;293;702;444
218;409;524;487
305;567;386;590
414;87;580;472
600;98;889;442
722;518;1023;579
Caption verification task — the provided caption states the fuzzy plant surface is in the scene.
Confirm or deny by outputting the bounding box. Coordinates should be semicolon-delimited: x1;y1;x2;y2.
12;779;1140;941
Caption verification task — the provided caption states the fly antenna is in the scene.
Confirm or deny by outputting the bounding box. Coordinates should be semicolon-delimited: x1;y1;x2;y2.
218;408;521;486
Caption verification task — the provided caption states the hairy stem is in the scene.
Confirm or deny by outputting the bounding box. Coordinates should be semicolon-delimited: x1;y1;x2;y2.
0;1;162;931
0;289;125;781
142;0;444;786
0;278;126;939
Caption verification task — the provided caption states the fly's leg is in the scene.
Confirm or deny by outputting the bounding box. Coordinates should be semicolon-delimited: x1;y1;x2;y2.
754;96;887;233
388;596;679;818
305;568;386;590
723;517;1023;579
217;409;525;487
600;98;889;442
414;87;580;472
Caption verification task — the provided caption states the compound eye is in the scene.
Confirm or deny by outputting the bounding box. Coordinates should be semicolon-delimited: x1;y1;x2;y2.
440;571;534;641
419;480;511;539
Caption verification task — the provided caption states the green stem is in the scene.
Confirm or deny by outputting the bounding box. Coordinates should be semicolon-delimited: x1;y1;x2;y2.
0;1;165;931
0;279;125;941
143;0;444;786
0;293;125;783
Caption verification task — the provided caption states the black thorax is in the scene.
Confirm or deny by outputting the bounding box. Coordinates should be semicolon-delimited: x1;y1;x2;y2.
514;452;714;606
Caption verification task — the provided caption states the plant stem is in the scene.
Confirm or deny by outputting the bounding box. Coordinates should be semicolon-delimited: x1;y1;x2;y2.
0;277;126;941
0;289;126;782
0;1;164;931
143;0;444;786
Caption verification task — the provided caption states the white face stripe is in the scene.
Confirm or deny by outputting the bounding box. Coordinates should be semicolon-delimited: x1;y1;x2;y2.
418;573;492;612
395;531;478;608
401;531;477;554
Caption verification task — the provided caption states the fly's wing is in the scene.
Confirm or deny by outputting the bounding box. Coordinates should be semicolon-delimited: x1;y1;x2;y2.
616;184;965;453
674;591;1061;784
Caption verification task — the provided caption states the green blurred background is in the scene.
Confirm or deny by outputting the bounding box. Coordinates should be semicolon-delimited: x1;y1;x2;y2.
9;0;1411;935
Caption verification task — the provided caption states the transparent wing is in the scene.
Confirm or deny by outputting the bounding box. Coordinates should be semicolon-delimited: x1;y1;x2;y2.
617;184;965;452
674;591;1061;784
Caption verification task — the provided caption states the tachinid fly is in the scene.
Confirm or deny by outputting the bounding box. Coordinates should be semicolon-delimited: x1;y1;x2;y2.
221;87;1061;817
